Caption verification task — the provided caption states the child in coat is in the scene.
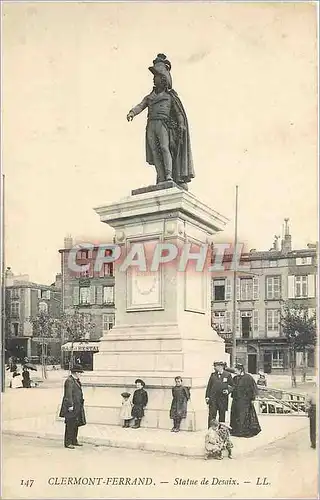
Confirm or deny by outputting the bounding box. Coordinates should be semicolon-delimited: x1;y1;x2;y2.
131;379;148;429
170;376;190;432
205;419;233;460
120;392;132;428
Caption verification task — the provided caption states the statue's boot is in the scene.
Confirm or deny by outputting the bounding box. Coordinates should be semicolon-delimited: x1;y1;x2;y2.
164;169;173;182
177;182;188;191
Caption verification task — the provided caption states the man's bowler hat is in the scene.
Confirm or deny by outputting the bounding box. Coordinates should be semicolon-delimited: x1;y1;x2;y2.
70;364;84;373
213;360;225;366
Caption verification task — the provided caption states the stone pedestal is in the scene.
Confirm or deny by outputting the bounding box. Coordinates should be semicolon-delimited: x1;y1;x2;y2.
82;185;229;431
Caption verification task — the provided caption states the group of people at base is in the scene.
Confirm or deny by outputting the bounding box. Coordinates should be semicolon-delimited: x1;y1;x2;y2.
59;361;316;456
205;361;261;438
120;376;189;432
6;359;33;389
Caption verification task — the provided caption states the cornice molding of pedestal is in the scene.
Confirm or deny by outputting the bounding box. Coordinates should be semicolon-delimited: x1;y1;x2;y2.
94;187;228;234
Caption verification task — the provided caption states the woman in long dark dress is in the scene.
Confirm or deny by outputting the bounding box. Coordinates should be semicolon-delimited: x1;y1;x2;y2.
230;363;261;437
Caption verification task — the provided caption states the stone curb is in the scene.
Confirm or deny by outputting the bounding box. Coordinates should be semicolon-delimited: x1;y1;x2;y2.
2;423;306;459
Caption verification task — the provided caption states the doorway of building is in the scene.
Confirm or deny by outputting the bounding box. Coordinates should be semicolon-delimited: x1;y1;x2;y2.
241;316;251;338
263;352;272;374
248;353;257;374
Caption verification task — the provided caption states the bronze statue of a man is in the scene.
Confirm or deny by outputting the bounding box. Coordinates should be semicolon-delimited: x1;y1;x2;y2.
127;54;194;189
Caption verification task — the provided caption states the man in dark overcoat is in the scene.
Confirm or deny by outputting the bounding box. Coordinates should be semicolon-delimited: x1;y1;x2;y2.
205;361;234;428
59;364;86;449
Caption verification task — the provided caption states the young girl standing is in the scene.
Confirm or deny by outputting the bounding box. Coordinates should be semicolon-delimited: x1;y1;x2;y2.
120;392;132;428
170;376;190;432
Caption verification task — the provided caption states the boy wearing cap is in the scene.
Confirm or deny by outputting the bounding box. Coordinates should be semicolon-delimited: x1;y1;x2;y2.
131;379;148;429
59;365;86;449
205;361;234;428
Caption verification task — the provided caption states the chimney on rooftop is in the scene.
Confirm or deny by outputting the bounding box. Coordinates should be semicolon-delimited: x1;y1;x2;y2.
64;234;73;249
281;218;292;253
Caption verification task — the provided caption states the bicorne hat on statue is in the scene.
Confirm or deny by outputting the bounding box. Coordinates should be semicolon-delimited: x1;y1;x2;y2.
148;53;172;89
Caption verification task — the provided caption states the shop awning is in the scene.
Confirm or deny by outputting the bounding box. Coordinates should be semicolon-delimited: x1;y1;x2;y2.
61;342;100;352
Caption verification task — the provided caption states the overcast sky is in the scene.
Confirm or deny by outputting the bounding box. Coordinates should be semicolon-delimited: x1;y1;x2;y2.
3;2;318;284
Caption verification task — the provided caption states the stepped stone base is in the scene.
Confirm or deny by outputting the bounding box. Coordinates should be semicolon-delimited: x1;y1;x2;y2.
86;186;229;432
82;379;212;431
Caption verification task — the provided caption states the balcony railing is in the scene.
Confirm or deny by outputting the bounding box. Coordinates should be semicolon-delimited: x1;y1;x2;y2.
256;388;306;416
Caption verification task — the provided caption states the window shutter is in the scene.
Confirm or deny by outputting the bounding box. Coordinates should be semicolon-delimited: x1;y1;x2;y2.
211;279;214;301
277;276;282;299
99;264;105;278
307;275;315;298
96;285;103;305
266;277;272;300
276;309;280;332
89;285;96;304
225;279;231;300
253;310;259;334
87;263;93;278
73;286;80;306
225;311;231;331
287;275;295;299
236;310;241;336
236;278;240;300
38;289;41;299
266;310;272;331
253;277;260;300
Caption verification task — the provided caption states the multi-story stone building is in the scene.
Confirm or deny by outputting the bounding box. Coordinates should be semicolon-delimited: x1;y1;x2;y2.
4;268;62;360
211;220;317;374
59;222;317;374
59;237;115;343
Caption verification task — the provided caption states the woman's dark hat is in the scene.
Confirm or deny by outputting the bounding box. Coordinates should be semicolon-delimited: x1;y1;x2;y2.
135;378;145;387
121;392;131;398
235;363;244;371
70;364;84;373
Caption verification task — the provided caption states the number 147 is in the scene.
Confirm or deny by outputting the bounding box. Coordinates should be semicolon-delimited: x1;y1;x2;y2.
21;479;34;487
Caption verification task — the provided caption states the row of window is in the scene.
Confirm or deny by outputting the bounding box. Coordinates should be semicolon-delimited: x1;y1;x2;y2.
243;256;314;269
9;313;115;338
9;288;52;300
212;274;316;301
77;251;313;267
73;285;114;306
10;287;115;314
213;307;316;337
76;262;114;278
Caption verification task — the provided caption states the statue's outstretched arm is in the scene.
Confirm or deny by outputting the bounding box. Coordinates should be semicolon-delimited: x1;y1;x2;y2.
127;96;148;121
